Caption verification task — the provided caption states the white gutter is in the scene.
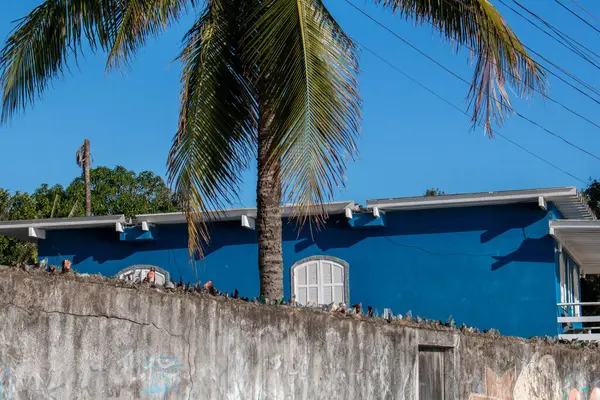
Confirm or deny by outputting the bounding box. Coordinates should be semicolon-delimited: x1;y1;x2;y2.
135;202;356;226
0;215;127;230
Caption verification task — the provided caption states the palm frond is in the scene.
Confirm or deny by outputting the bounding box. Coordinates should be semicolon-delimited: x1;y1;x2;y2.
50;193;60;218
0;0;126;122
0;0;191;122
373;0;546;135
106;0;191;70
167;0;257;255
68;200;79;218
75;144;84;167
245;0;361;225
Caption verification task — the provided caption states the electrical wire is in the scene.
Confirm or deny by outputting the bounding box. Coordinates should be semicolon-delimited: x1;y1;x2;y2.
455;0;600;103
501;0;600;67
568;0;600;25
343;0;600;163
436;0;600;105
343;0;600;127
355;40;588;184
554;0;600;36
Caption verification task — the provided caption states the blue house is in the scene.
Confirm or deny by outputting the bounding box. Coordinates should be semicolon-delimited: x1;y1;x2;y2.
0;186;597;339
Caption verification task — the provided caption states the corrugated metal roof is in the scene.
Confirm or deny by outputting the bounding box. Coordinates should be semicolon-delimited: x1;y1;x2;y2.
367;186;595;220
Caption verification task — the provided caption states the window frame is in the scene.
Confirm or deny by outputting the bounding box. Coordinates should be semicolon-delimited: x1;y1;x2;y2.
116;265;170;285
290;256;349;305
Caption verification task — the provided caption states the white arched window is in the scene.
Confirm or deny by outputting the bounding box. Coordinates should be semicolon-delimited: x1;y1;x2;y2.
116;265;170;285
291;257;348;305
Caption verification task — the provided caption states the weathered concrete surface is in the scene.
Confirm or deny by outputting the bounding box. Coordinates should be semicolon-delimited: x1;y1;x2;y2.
0;268;598;399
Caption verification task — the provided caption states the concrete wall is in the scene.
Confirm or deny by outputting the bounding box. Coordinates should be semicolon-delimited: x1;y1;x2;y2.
0;268;599;400
40;203;560;337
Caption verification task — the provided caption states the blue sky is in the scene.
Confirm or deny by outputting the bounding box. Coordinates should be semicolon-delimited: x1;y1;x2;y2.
1;0;599;207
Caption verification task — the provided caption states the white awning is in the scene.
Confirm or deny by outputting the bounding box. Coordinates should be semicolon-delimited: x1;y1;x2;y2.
550;220;600;274
367;187;595;220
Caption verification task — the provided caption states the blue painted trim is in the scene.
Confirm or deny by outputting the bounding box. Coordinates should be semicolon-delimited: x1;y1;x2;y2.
120;226;157;241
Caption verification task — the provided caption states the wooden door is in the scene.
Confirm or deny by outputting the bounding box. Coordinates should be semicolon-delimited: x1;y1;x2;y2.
419;347;445;400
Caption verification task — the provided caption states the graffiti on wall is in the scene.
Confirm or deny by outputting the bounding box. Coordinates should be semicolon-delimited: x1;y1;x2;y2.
469;353;600;400
0;362;13;400
566;387;600;400
513;354;561;399
141;356;184;399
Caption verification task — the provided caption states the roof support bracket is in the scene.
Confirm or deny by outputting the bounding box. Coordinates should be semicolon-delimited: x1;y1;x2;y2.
241;215;256;230
28;227;46;240
538;196;547;211
345;208;353;220
372;207;384;219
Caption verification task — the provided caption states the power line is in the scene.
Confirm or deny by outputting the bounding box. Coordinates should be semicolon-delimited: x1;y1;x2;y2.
568;0;600;25
355;40;588;184
462;0;600;103
342;0;600;130
440;0;600;106
343;0;600;163
499;0;600;69
527;0;600;61
554;0;600;36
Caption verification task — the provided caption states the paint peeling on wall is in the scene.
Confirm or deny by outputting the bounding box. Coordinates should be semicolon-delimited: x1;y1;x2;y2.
0;362;13;400
567;387;600;400
141;356;183;398
469;366;516;399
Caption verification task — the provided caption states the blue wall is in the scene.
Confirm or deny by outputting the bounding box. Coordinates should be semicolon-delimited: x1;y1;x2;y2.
39;202;558;338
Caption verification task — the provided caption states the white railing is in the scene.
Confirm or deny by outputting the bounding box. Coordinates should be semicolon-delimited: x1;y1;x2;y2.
557;302;600;341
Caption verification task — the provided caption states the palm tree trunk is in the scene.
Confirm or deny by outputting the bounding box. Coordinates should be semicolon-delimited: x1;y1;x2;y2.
84;139;91;217
256;114;283;300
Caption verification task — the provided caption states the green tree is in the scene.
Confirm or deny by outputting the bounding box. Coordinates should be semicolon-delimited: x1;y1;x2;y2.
0;0;545;298
0;189;37;265
66;166;179;217
0;166;179;265
424;188;446;197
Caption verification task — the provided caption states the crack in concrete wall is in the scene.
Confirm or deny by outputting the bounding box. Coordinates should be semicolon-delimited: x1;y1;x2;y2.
0;269;599;399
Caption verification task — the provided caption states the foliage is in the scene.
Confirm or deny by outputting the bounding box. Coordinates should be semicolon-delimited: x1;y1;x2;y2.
0;189;37;265
0;166;179;266
424;188;446;197
583;179;600;218
67;166;180;217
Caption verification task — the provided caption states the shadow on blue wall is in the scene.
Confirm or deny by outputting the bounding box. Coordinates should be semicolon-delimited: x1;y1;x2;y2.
39;202;558;338
491;236;555;270
292;204;549;271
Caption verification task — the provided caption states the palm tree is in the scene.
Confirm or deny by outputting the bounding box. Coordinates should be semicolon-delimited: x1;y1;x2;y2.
75;139;92;217
0;0;544;299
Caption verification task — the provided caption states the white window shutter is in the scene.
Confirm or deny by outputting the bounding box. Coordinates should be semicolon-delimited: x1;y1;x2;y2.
293;258;346;306
331;263;344;303
296;264;306;285
308;262;318;284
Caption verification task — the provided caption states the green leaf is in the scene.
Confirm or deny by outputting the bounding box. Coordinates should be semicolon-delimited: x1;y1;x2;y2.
167;0;257;255
245;0;361;224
